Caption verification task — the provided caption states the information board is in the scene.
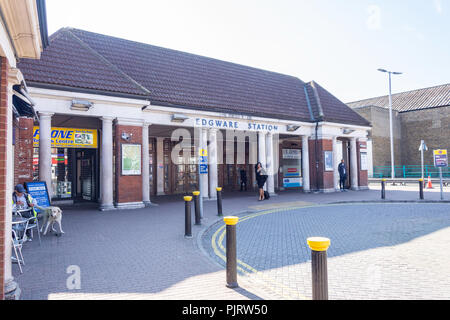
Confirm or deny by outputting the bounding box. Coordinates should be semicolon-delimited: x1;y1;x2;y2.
24;181;51;213
433;149;448;168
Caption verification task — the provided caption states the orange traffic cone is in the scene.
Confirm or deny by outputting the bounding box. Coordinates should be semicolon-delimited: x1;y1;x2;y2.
426;176;433;189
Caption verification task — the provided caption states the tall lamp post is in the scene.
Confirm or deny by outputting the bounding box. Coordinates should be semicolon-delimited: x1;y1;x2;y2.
377;68;402;183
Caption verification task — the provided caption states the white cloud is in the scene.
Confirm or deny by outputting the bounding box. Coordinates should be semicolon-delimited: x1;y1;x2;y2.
434;0;443;14
367;5;382;30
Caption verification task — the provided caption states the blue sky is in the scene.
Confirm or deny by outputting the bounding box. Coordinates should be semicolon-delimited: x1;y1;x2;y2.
46;0;449;102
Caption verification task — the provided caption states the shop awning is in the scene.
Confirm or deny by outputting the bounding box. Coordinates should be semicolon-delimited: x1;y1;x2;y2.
12;83;37;118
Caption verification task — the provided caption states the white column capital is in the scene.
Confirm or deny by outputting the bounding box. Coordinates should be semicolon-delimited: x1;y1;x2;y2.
101;116;114;122
39;112;54;118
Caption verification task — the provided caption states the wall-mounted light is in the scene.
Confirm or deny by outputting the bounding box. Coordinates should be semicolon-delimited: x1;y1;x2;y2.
286;124;301;132
71;99;93;111
121;132;133;141
342;128;355;135
171;114;189;123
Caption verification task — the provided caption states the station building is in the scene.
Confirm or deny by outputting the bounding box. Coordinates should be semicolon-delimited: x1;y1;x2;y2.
16;28;371;210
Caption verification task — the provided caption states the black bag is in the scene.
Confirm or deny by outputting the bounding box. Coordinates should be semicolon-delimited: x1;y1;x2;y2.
264;190;270;200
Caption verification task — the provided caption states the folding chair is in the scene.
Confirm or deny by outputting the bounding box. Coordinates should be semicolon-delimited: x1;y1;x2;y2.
16;208;41;245
11;227;27;274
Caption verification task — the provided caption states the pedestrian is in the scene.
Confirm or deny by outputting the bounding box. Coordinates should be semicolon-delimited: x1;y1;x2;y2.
239;167;248;191
255;162;268;201
12;184;38;240
338;159;347;192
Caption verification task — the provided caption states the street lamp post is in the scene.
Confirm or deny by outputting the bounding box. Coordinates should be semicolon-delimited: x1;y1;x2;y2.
378;68;402;183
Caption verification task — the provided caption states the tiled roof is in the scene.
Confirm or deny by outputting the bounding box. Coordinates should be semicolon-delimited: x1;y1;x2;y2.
347;84;450;113
18;28;370;126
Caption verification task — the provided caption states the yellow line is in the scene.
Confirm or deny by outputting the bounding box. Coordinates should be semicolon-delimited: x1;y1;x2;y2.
211;205;317;300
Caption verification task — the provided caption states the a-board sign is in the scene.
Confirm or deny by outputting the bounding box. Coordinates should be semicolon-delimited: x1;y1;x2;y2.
24;181;51;213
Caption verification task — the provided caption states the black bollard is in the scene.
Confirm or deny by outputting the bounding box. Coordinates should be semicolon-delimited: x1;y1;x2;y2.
307;237;331;300
216;187;223;216
184;196;193;238
381;179;386;199
193;191;201;225
419;179;424;200
224;216;239;288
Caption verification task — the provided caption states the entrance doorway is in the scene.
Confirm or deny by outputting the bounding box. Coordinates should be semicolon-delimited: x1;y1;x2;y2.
75;149;98;201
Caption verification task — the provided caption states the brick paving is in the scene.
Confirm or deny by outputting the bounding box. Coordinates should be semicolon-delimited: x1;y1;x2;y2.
11;184;450;300
203;202;450;300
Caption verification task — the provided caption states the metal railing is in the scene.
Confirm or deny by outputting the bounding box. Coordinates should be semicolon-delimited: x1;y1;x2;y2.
372;165;450;178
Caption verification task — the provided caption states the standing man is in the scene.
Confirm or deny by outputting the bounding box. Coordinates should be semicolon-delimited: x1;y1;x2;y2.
338;159;348;192
239;167;248;191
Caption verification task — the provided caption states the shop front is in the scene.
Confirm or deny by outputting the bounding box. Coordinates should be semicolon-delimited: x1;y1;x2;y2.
32;126;99;203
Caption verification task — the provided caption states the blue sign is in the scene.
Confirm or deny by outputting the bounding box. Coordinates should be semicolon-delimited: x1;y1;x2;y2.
199;156;208;164
200;164;208;174
25;181;51;213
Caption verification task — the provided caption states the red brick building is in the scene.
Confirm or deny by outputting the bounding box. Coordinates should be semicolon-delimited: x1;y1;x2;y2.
0;0;47;300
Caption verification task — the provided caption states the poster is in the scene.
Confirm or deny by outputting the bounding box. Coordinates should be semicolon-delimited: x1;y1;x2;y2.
122;144;142;175
324;151;333;171
360;152;368;171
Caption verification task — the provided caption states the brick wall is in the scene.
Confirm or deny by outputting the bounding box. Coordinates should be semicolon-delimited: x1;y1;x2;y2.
401;106;450;166
0;56;8;300
309;138;334;191
353;106;402;167
13;117;34;186
114;124;143;204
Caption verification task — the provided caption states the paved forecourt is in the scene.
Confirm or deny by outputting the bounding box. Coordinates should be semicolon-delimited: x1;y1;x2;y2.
203;202;450;300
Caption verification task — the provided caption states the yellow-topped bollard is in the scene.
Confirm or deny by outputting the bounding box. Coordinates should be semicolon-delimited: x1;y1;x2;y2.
192;191;201;225
224;216;239;225
381;179;386;199
184;196;193;238
224;216;239;288
307;237;331;300
307;237;331;252
419;179;424;200
216;187;223;216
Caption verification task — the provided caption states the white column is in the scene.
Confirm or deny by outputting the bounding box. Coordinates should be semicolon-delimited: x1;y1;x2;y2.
208;129;218;199
100;117;114;211
302;135;310;192
265;132;275;195
142;123;152;206
156;137;165;195
258;132;267;191
332;136;339;190
39;112;54;198
350;137;359;190
200;128;209;199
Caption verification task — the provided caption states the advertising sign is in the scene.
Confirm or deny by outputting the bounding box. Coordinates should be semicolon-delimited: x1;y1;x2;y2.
33;127;98;149
283;178;302;188
282;149;301;160
433;149;448;168
122;144;142;175
324;151;333;171
24;181;51;213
